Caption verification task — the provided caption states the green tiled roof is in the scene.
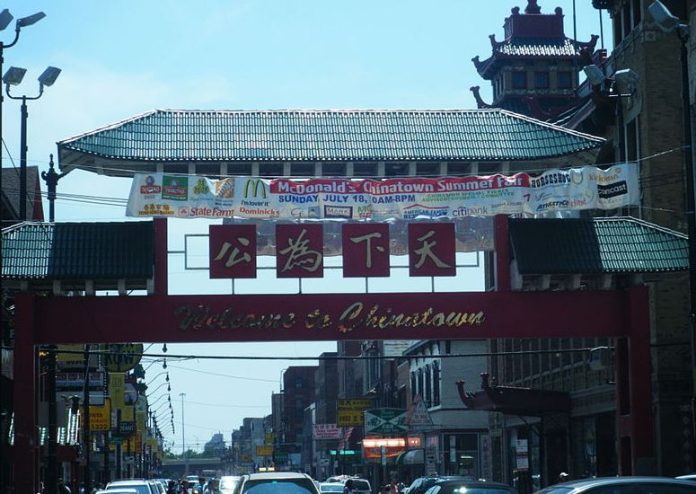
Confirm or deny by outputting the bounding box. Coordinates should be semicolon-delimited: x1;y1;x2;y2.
57;108;604;164
2;221;154;280
509;217;689;275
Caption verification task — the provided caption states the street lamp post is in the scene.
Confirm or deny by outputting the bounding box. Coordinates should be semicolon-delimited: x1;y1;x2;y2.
648;0;696;449
3;65;61;220
180;393;188;476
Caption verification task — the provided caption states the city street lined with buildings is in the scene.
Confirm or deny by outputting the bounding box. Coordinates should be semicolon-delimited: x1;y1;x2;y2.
2;0;696;493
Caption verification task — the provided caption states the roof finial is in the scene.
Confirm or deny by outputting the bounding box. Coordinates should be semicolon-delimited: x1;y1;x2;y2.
525;0;542;14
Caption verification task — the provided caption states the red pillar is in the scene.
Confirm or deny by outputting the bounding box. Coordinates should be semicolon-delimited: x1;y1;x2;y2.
616;285;655;474
14;293;38;493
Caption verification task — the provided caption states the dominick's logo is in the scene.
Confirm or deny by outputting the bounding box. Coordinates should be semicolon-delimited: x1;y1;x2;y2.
244;179;268;199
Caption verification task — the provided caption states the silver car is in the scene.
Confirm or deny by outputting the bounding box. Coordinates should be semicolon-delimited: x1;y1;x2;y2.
537;476;696;493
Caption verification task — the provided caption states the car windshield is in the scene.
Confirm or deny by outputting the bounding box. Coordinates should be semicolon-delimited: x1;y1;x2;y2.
221;479;240;490
244;479;317;494
351;481;370;491
107;486;151;494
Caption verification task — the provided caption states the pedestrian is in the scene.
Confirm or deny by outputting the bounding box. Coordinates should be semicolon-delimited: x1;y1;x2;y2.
57;479;71;494
343;479;354;494
389;479;399;494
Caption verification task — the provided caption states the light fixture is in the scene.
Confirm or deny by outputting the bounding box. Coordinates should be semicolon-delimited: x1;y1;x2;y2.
165;373;170;382
162;358;167;369
16;12;45;28
38;66;61;87
648;0;682;33
583;65;606;87
3;66;26;86
162;343;168;353
614;69;640;97
0;10;13;31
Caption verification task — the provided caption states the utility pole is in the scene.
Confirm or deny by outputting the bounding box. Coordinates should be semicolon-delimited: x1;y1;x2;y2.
180;393;187;476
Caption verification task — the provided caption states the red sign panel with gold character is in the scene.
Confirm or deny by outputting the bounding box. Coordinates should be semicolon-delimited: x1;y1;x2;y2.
209;224;257;278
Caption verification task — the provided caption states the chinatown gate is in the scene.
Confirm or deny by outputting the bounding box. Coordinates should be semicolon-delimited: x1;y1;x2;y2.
10;214;656;493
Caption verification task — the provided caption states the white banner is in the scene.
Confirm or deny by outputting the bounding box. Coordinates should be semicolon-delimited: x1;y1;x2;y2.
313;423;342;440
126;163;639;220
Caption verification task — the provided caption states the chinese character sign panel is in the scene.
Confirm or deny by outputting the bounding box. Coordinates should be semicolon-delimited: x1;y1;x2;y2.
209;224;257;278
342;223;390;277
276;224;324;278
408;223;456;277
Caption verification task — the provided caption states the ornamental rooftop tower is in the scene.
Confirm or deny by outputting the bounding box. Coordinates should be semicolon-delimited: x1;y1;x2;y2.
471;0;599;121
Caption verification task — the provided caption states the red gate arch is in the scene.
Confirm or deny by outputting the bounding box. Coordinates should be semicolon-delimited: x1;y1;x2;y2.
11;217;654;491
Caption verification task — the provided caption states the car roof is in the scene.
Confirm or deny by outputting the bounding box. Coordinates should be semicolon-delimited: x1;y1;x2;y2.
430;480;513;489
245;472;312;480
542;476;696;490
108;481;151;486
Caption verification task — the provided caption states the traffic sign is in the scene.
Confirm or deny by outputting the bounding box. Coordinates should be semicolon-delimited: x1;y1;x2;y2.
364;408;407;434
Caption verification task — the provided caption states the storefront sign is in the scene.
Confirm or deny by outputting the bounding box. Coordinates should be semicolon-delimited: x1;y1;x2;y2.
89;399;111;432
127;164;640;220
103;344;143;372
365;408;408;434
313;424;342;440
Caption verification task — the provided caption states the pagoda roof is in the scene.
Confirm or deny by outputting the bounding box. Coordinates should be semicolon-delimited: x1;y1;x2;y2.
472;2;598;80
57;108;604;177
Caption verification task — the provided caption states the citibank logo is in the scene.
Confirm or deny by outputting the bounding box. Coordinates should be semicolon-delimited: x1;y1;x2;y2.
244;179;268;199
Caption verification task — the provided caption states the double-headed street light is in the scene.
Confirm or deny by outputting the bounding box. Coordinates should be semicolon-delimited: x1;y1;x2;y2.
0;8;45;173
3;65;60;220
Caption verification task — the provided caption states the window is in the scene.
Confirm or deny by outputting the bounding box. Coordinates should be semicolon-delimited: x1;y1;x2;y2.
353;162;377;177
535;71;549;89
417;162;440;177
385;162;409;177
432;362;441;406
512;71;527;89
291;162;315;177
323;162;347;176
425;365;432;405
557;71;573;89
259;162;283;177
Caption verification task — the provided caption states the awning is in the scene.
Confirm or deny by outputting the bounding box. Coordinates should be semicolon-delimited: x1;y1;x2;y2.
396;449;424;465
456;374;571;416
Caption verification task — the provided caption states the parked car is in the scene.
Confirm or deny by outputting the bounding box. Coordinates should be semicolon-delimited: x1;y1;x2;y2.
235;472;320;494
422;479;516;494
319;482;346;493
536;476;696;493
219;475;241;494
343;478;371;494
106;480;160;494
406;476;470;494
678;474;696;482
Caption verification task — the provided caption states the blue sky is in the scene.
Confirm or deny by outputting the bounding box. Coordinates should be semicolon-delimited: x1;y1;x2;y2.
2;0;611;452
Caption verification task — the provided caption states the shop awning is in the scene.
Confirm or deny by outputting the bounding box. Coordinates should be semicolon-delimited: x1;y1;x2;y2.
456;373;570;416
396;449;424;465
